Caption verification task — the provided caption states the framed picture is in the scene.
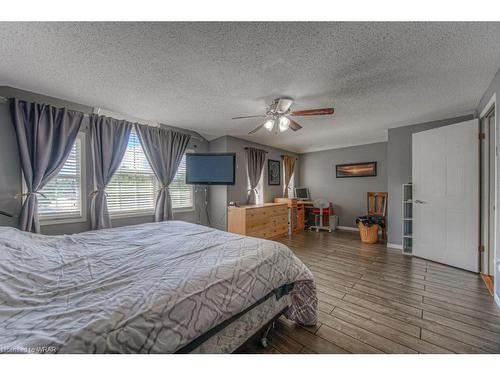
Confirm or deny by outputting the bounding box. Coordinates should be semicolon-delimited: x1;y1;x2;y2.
268;159;281;185
336;161;377;178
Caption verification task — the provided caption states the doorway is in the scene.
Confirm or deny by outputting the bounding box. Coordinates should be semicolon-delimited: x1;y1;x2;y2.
481;106;495;275
480;98;496;294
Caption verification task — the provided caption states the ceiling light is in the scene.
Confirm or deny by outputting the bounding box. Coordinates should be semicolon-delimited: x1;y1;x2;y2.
263;119;275;131
278;117;290;132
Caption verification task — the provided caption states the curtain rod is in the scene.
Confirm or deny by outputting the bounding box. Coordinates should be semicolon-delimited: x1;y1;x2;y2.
244;147;268;153
0;96;205;142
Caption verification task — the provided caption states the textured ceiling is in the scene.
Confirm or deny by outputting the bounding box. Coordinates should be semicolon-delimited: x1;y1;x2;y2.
1;22;500;153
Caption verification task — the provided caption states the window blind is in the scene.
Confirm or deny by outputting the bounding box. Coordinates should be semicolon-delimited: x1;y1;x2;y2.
170;154;193;209
107;130;157;214
38;135;83;219
107;130;194;215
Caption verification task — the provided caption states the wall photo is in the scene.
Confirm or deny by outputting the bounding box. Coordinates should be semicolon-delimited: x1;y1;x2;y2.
336;161;377;178
268;159;281;185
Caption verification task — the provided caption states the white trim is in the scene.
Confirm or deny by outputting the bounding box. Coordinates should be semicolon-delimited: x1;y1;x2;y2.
40;215;87;226
110;210;155;219
387;242;404;250
495;292;500;309
173;207;196;214
494;95;498;309
337;225;358;232
480;93;496;118
480;93;498;307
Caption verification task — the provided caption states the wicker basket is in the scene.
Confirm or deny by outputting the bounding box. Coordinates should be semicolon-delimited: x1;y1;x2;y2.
358;222;379;244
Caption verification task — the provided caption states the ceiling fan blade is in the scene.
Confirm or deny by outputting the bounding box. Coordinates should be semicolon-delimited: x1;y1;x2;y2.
232;115;266;120
291;107;334;116
248;122;265;134
275;99;293;113
288;118;303;131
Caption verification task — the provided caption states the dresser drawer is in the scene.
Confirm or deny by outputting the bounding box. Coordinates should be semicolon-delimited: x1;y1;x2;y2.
228;204;288;240
269;205;288;216
270;215;288;226
247;223;288;240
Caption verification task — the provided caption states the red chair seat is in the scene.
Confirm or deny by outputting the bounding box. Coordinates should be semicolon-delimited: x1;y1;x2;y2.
312;208;330;215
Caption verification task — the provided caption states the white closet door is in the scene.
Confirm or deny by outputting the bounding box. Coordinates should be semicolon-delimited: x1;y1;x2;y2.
412;119;479;272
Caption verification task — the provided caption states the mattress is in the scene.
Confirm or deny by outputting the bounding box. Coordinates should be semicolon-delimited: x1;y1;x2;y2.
0;221;317;353
182;290;292;353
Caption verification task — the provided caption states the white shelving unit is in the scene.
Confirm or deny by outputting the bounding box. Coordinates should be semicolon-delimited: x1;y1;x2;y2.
402;183;413;255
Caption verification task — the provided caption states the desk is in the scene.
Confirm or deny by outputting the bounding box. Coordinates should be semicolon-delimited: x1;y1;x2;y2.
273;199;317;232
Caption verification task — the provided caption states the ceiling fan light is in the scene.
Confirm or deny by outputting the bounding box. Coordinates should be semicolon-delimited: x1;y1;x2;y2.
278;116;290;132
263;119;275;131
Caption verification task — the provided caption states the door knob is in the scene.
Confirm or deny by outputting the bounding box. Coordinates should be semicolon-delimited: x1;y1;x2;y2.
414;199;425;204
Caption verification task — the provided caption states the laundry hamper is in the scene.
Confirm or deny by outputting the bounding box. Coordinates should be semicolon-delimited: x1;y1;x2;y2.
356;216;380;244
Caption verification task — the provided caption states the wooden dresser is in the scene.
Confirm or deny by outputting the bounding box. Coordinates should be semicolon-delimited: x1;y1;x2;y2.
227;203;288;240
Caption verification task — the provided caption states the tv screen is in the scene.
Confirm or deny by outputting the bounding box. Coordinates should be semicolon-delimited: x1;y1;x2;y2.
186;153;236;185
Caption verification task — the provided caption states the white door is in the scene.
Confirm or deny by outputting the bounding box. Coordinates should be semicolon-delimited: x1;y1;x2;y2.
412;119;479;272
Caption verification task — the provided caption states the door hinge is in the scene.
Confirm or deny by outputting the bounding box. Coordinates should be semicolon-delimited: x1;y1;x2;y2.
479;132;486;140
478;245;485;252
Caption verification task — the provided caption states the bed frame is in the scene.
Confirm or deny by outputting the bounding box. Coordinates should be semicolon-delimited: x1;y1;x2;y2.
176;283;294;354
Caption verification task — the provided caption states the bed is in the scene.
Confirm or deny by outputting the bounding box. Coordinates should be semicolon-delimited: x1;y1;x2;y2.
0;221;317;353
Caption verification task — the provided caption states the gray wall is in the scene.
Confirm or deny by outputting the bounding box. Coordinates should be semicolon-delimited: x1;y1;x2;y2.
298;142;387;228
386;114;475;246
207;136;228;230
207;135;299;231
0;86;209;234
477;66;500;301
226;136;299;205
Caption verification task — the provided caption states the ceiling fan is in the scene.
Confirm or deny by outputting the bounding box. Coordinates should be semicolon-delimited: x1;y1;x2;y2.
232;98;334;134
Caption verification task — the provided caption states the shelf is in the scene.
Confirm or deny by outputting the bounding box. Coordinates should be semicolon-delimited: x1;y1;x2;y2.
402;183;413;256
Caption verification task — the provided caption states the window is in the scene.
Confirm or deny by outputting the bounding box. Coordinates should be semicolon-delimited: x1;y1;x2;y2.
38;133;85;221
287;171;295;197
107;130;157;215
107;129;194;216
169;153;194;210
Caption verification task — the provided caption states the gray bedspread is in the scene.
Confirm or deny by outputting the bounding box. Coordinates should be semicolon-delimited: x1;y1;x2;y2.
0;221;317;353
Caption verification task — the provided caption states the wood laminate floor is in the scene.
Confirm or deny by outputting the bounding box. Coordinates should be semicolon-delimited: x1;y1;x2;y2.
237;230;500;354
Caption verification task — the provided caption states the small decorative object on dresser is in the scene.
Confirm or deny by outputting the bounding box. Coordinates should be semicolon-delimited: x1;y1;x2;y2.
268;159;281;185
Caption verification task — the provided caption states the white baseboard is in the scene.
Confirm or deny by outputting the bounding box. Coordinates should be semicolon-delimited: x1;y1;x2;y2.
387;242;403;250
337;226;358;232
495;293;500;309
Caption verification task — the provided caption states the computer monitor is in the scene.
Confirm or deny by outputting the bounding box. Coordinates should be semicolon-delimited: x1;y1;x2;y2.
294;187;310;200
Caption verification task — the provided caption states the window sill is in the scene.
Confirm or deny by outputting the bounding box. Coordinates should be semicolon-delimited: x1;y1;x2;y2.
173;207;195;214
39;208;196;226
110;210;155;220
110;207;195;220
40;216;86;226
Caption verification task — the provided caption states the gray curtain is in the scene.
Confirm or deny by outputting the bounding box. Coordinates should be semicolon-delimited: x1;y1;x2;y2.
245;147;267;205
11;98;84;233
89;115;133;230
135;124;191;221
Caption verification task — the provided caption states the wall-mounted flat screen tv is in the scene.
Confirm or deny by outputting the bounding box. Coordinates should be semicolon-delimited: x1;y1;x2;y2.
186;153;236;185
